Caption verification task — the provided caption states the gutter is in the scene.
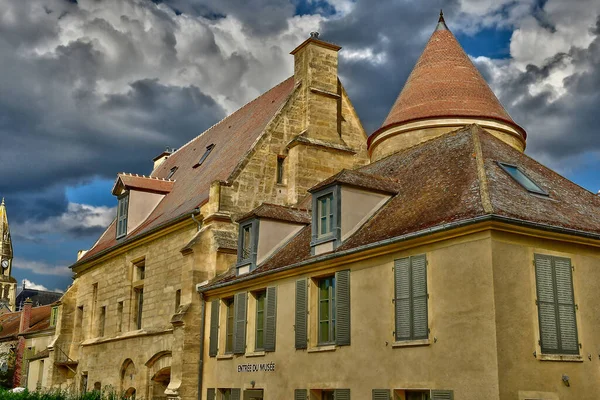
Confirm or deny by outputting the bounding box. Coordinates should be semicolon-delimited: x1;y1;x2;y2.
197;214;600;293
197;291;207;400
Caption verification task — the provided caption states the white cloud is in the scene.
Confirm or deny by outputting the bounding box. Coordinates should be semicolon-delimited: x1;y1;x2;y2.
13;258;71;277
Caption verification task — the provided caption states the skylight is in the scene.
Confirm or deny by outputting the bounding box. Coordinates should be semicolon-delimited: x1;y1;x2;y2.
498;162;548;196
166;166;178;180
193;144;215;168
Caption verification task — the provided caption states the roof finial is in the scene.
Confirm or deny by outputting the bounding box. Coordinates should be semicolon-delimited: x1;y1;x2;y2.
436;9;449;31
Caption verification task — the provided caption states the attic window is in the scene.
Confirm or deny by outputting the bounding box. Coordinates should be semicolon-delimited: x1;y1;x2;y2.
116;192;129;239
166;166;178;180
193;144;215;168
498;162;548;196
236;219;259;275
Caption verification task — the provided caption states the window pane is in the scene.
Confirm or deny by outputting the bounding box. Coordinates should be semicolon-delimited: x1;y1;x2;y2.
319;321;330;343
501;164;546;194
320;300;329;320
242;225;251;259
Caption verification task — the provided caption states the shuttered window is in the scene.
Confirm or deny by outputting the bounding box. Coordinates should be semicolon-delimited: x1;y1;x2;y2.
255;290;266;351
233;292;247;354
372;389;390;399
225;298;235;354
430;390;454;400
294;389;307;400
295;279;308;349
535;254;579;355
206;388;215;400
335;270;351;346
264;286;277;352
318;276;336;345
209;299;219;357
334;389;351;400
230;388;241;400
394;255;428;341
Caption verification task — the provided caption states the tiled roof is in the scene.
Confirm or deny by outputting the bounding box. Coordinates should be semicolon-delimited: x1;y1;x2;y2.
237;203;311;224
16;289;62;309
0;304;54;340
77;77;296;264
112;173;175;195
371;16;525;142
205;125;600;288
308;169;399;194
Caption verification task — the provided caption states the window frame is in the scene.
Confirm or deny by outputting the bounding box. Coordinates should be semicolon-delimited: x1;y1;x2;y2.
224;298;235;354
50;306;59;327
394;255;429;342
166;166;178;180
317;275;336;346
236;219;259;274
254;290;267;351
116;192;129;239
276;156;285;184
498;162;548;196
310;185;341;251
193;144;215;168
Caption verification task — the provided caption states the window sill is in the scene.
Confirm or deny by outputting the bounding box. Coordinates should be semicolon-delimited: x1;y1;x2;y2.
307;345;336;353
392;339;430;348
216;354;234;360
245;351;266;358
539;354;583;362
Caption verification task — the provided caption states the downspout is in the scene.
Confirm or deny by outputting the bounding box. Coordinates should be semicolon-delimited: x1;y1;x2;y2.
197;291;207;400
191;207;203;231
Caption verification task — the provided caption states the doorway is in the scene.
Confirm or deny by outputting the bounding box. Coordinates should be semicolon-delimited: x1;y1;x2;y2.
243;389;264;400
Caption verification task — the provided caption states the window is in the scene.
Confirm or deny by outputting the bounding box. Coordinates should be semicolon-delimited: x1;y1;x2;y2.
135;289;143;330
91;283;98;335
225;298;235;354
236;220;258;274
318;193;334;237
175;289;181;311
116;192;129;239
255;291;266;350
323;391;335;400
241;225;252;260
50;306;59;327
534;254;579;355
498;162;547;195
77;306;84;340
193;144;215;168
99;306;106;337
276;156;285;184
135;262;145;281
394;255;428;342
318;276;336;344
220;389;232;400
166;166;178;180
117;302;123;333
406;391;430;400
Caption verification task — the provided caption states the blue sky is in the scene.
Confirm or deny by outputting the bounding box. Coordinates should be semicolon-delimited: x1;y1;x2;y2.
1;0;598;293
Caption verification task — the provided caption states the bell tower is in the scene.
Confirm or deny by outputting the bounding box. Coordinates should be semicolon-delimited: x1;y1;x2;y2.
0;198;17;312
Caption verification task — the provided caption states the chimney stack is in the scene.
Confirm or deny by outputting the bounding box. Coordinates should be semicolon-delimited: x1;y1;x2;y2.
152;147;175;170
19;298;32;333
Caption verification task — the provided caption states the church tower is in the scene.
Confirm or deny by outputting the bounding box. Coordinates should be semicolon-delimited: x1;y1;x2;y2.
0;198;17;312
369;11;527;161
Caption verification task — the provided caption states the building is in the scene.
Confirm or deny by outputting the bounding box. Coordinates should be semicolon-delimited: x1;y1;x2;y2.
15;285;63;311
49;32;368;399
0;199;17;313
0;299;58;390
196;13;600;400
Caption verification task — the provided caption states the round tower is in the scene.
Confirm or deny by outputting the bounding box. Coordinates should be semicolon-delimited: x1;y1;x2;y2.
368;11;526;161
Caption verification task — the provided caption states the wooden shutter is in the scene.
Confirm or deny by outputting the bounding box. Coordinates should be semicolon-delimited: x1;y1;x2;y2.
431;390;454;400
411;254;428;339
535;254;558;353
554;257;578;353
295;279;308;349
265;286;277;352
294;389;307;400
336;270;351;346
372;389;390;399
233;292;247;354
394;257;411;341
231;388;241;400
334;389;350;400
209;299;220;357
206;388;216;400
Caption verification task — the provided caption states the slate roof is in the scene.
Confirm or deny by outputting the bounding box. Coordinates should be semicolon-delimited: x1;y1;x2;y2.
204;125;600;288
16;289;63;309
237;203;311;224
370;14;525;144
77;77;296;265
0;304;54;340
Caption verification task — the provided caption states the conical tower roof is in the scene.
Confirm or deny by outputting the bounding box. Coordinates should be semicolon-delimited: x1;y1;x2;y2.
371;12;525;143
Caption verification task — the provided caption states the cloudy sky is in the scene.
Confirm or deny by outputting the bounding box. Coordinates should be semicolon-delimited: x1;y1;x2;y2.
0;0;598;292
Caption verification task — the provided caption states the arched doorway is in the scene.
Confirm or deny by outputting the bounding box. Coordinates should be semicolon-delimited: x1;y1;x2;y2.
120;359;136;397
124;387;136;399
145;351;172;400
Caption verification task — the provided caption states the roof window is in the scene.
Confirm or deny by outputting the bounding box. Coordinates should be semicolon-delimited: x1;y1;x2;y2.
193;144;215;168
498;162;548;196
166;166;178;180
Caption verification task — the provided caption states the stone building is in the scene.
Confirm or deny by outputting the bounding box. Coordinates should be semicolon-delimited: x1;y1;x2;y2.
49;33;368;399
196;14;600;400
0;199;17;313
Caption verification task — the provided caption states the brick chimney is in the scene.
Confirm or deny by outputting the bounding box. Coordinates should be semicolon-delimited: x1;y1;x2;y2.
291;32;344;144
13;298;32;387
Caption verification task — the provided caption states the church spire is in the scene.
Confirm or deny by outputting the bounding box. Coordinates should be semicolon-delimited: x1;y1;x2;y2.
0;198;16;312
368;11;527;161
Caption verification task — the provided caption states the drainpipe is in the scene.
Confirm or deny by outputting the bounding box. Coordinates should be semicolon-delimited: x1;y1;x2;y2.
191;208;203;231
197;291;206;400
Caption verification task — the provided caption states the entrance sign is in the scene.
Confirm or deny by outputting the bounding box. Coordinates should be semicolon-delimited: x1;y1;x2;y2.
237;362;275;373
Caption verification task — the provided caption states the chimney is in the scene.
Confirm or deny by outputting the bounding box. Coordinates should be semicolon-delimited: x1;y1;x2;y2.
152;147;175;170
291;33;344;144
19;298;32;333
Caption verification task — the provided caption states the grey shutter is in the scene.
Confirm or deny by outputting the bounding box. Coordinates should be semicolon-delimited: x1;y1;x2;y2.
535;254;559;353
334;389;350;400
265;286;277;352
231;388;241;400
431;390;454;400
294;389;307;400
295;279;308;349
209;300;220;357
206;388;216;400
233;292;247;354
394;257;411;341
411;254;428;339
336;269;351;346
372;389;390;400
554;256;578;353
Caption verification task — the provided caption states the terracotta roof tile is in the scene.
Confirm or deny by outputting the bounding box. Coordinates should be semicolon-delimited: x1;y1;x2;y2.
0;304;54;340
308;169;400;194
112;174;175;195
78;77;296;264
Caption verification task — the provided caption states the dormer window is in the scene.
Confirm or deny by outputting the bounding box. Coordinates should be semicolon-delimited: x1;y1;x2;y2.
310;186;340;252
116;192;129;239
193;144;215;168
236;219;258;275
318;193;334;237
498;162;548;196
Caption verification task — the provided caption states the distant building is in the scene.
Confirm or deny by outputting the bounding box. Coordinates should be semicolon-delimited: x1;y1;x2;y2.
16;284;63;311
